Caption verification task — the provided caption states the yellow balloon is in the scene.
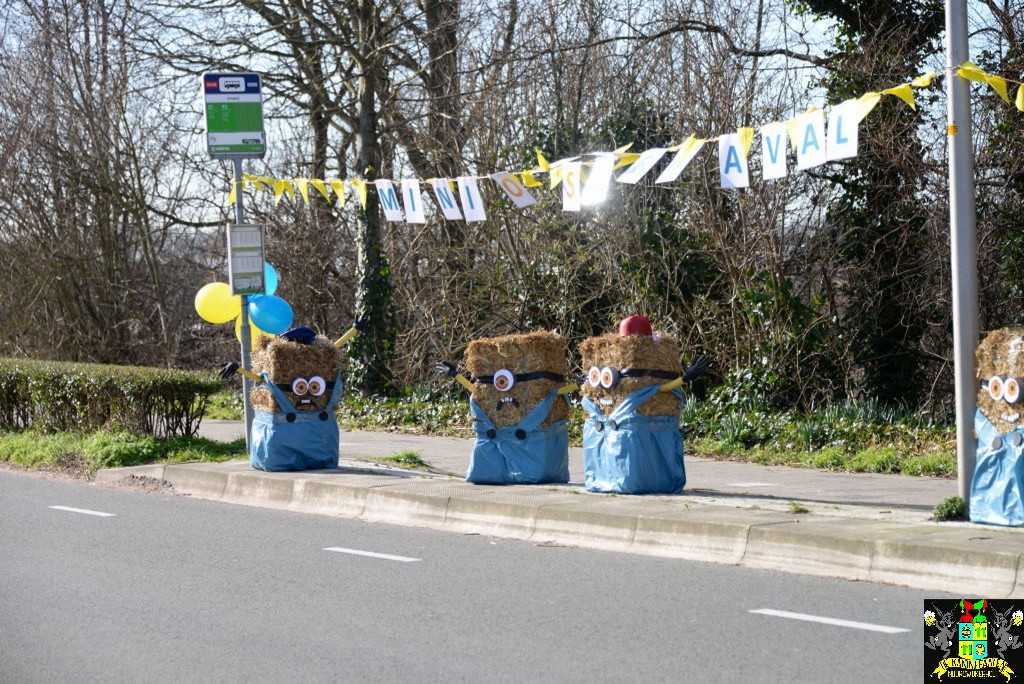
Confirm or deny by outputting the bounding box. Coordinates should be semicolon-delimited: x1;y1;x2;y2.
195;282;242;324
235;315;273;350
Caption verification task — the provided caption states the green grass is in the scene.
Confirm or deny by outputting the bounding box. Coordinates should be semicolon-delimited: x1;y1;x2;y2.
0;429;246;476
381;450;429;469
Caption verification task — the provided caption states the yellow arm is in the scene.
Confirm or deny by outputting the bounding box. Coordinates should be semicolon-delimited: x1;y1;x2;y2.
454;374;474;392
237;367;262;383
658;377;683;392
557;383;578;396
334;326;358;348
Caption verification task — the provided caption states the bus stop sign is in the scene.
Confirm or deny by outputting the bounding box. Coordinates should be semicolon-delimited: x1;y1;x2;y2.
203;72;266;159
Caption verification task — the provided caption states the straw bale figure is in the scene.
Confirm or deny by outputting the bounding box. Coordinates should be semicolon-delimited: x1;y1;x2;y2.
971;327;1024;526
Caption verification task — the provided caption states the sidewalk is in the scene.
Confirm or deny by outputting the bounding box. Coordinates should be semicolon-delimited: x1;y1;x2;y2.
95;419;1024;597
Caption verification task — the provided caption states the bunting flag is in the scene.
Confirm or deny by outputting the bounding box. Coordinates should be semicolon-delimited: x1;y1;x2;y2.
225;63;1024;222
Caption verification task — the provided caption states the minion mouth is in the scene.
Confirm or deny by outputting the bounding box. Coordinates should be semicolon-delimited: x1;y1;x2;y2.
299;399;312;406
496;396;519;411
599;398;614;407
1002;412;1020;423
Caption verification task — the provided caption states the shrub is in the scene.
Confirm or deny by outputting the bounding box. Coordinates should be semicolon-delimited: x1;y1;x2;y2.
0;358;221;437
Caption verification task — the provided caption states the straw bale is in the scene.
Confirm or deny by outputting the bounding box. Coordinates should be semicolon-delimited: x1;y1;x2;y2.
250;334;345;413
976;327;1024;435
464;330;569;429
579;332;683;417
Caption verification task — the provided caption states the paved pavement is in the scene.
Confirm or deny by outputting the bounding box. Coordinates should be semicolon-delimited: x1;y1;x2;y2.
95;419;1024;597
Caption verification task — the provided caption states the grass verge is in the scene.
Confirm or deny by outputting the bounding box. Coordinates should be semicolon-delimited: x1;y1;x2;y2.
0;429;246;478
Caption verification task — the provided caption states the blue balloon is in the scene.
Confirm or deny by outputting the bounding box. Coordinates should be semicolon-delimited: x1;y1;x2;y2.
248;295;293;335
264;262;279;296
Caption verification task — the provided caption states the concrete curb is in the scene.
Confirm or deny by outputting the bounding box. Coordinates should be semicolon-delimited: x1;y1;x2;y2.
95;461;1024;597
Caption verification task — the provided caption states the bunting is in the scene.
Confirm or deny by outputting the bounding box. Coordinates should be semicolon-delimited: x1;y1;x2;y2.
225;63;1024;223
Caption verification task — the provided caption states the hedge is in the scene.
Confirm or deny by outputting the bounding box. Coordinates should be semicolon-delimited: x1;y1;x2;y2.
0;358;222;437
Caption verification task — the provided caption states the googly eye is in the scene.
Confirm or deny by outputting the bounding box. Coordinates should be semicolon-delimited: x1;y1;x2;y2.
989;375;1005;401
1006;377;1020;404
308;376;326;397
587;367;602;387
291;378;309;396
600;366;620;389
493;369;515;392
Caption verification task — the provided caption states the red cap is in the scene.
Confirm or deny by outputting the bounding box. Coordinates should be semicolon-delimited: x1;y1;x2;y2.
619;315;653;336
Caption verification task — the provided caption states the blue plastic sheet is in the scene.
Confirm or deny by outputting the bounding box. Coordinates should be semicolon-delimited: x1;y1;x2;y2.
250;370;342;472
466;388;570;485
970;409;1024;526
581;385;685;494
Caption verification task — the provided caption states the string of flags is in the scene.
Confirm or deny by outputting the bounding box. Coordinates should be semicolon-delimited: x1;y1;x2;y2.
226;62;1024;222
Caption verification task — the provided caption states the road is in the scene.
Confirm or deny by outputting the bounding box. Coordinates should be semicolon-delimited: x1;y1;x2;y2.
0;469;948;683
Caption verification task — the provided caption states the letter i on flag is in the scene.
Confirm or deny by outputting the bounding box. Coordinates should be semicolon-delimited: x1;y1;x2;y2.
430;179;464;220
402;179;426;223
373;180;405;222
457;177;487;222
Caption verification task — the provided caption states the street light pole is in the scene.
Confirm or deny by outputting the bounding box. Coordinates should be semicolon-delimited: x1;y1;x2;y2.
945;0;978;501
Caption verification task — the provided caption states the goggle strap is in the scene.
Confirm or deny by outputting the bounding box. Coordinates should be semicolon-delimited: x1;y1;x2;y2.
619;368;680;381
472;371;565;384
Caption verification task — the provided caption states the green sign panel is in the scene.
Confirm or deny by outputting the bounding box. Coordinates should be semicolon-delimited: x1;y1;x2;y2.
203;72;266;158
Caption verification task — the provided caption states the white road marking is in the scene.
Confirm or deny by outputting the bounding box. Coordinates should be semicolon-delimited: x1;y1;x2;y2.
323;547;421;563
48;506;116;518
727;482;775;488
749;608;909;634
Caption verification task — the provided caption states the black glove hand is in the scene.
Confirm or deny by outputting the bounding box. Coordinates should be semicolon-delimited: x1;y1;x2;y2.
354;314;370;332
218;362;239;380
682;355;709;382
434;360;458;378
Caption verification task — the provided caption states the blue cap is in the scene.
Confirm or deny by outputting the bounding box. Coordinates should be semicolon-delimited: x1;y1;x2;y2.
279;326;316;345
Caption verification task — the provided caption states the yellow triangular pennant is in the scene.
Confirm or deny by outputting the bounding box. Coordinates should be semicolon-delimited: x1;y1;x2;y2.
613;142;634;154
226;181;237;207
911;72;936;88
549;165;565;190
327;179;347;207
613;153;640;170
293;178;310;204
309;178;330;201
882;84;916;110
855;92;882;122
737;127;755;156
521;170;541;187
351;179;368;209
535;149;550;172
1016;85;1024;112
273;179;294;205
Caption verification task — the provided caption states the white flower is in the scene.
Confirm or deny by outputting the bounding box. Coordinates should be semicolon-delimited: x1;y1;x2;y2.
924;610;936;626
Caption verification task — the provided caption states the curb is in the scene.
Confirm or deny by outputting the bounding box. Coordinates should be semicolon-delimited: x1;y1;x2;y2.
95;462;1024;597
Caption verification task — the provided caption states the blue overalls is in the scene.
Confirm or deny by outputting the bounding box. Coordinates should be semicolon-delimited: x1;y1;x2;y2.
581;384;685;494
249;371;343;472
467;388;570;485
970;409;1024;526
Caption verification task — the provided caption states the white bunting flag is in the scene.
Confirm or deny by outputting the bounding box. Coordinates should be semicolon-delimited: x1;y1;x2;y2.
489;172;537;208
429;179;464;221
562;161;582;211
401;179;426;223
581;155;615;206
719;134;751;189
795;110;827;170
616;147;668;184
373;180;405;222
827;100;860;161
655;137;706;184
457;176;487;222
760;122;789;180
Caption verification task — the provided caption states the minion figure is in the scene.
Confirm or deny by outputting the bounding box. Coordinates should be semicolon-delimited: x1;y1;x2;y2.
437;330;575;484
220;322;362;472
578;316;706;494
971;327;1024;526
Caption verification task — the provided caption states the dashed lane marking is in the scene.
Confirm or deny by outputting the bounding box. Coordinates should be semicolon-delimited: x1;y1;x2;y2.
49;506;116;518
749;608;909;634
323;547;422;563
